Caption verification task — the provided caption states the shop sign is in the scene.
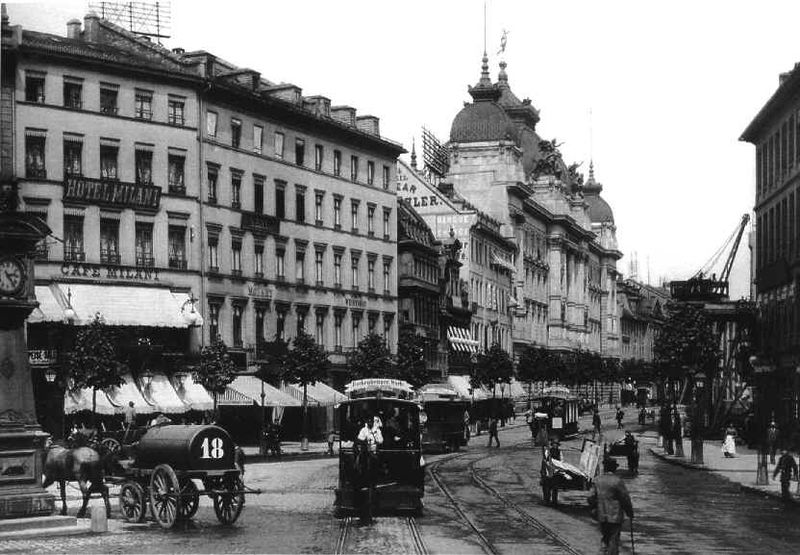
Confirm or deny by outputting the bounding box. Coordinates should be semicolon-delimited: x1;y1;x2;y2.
28;349;57;366
247;282;274;300
241;212;280;235
60;262;159;282
345;297;366;308
63;176;161;210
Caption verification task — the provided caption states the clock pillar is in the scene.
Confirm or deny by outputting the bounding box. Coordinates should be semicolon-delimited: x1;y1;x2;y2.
0;180;55;518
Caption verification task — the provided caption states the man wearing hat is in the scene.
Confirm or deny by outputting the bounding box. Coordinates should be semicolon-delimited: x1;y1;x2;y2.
588;457;634;555
549;439;561;461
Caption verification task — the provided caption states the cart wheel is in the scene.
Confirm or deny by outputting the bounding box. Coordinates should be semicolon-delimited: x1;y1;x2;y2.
212;476;244;525
179;478;200;519
101;437;122;455
150;464;182;529
119;481;146;523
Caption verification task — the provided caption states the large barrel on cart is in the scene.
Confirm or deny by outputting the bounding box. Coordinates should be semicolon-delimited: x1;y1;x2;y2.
115;424;248;529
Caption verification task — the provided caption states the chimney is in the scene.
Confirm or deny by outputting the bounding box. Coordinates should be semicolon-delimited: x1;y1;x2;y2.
356;115;380;136
83;12;100;42
331;106;356;127
66;19;81;39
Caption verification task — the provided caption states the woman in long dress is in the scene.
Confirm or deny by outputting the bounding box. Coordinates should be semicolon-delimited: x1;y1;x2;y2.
722;423;737;458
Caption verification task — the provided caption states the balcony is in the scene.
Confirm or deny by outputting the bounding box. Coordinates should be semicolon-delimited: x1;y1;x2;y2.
168;183;186;196
168;257;187;270
168;115;185;126
64;99;83;110
135;256;155;268
135;109;153;121
100;104;118;115
64;248;85;262
100;250;121;265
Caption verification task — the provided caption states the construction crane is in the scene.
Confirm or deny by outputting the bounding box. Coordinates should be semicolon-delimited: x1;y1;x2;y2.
670;213;750;302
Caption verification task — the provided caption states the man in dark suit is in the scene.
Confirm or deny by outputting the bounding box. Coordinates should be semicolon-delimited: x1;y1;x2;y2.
588;457;634;555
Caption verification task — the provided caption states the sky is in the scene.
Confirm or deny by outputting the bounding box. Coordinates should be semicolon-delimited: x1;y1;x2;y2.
6;0;794;299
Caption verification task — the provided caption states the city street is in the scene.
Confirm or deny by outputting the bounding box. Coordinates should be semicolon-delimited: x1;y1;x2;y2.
4;416;800;554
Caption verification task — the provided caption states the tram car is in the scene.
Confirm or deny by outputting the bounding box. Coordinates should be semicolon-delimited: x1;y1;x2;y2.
113;424;249;529
532;386;580;439
417;384;469;453
334;378;425;516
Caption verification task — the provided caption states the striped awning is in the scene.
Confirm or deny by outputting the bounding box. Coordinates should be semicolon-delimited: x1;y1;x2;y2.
219;376;301;407
64;388;118;415
447;327;479;353
140;373;188;414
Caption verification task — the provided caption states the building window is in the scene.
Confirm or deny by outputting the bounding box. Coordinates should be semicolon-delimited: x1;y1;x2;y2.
295;188;306;223
350;155;359;181
206;111;218;137
135;149;153;185
168;226;186;269
334;313;343;350
254;175;264;214
232;305;243;348
315;144;323;171
100;219;120;264
63;139;82;177
275;181;286;219
231;171;242;208
134;90;152;120
253;125;263;154
100;144;118;180
383;208;391;238
276;310;286;341
383;261;391;294
100;87;117;115
367;205;375;235
168;98;185;125
208;236;219;272
25;75;45;103
315;192;324;224
383;317;391;343
334;252;342;287
63;81;82;109
135;222;154;267
274;132;285;158
382;165;390;189
276;249;285;280
351;200;359;232
352;313;361;348
315;250;324;284
368;259;375;291
254;244;264;277
297;311;306;336
256;308;266;344
333;150;341;176
209;303;220;341
333;196;342;228
25;135;46;179
295;138;305;166
168;154;185;194
232;240;242;275
351;255;360;289
231;118;242;148
367;161;375;185
315;313;324;345
295;251;305;283
64;215;84;261
207;165;218;203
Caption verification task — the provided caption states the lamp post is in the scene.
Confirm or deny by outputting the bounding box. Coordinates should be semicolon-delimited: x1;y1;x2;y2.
749;355;771;485
260;378;266;457
690;371;706;464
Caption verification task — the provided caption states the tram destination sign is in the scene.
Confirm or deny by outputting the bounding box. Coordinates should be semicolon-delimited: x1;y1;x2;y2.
63;176;161;210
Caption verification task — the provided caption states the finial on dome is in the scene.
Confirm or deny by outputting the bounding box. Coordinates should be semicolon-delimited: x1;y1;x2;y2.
410;138;417;170
478;50;492;86
588;160;595;183
498;60;508;84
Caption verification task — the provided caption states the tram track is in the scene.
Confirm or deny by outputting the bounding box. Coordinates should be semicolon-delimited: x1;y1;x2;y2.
335;515;428;555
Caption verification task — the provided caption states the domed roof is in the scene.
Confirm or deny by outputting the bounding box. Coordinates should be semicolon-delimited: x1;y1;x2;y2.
450;101;519;144
583;161;614;224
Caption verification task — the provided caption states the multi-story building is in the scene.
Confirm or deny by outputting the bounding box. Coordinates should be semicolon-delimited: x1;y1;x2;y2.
617;279;669;363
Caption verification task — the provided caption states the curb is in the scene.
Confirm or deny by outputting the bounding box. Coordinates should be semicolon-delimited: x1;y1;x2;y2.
244;451;336;464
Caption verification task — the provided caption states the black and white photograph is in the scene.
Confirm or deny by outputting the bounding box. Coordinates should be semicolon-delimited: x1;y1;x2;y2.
0;0;799;553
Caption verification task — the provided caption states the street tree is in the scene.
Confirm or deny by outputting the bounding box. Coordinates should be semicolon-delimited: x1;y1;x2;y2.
395;324;430;389
517;345;551;401
194;335;236;415
66;314;123;424
472;342;513;398
256;336;290;386
348;333;393;380
282;331;330;449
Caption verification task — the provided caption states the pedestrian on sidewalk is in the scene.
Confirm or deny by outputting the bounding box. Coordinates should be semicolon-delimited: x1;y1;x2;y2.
327;429;336;456
773;449;798;501
615;407;625;430
487;415;500;448
638;406;646;426
592;408;603;441
767;419;779;465
721;422;737;458
588;457;634;555
672;408;684;458
549;439;561;461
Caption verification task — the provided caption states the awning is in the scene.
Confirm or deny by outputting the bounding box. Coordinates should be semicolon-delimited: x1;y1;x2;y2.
140;373;188;414
171;373;214;411
542;385;574;398
418;383;460;401
217;387;253;406
106;373;156;415
507;379;527;399
446;375;489;401
64;388;118;415
491;252;516;273
282;381;347;406
29;284;68;324
35;283;202;328
447;327;479;353
220;376;300;407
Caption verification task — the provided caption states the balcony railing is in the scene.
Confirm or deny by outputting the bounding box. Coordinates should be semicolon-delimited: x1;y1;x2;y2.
64;247;85;262
168;257;187;270
168;115;185;126
100;104;118;115
25;167;47;179
100;250;121;265
135;256;155;268
168;183;186;195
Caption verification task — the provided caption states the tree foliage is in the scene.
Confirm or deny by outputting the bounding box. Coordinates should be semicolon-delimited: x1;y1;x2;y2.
517;345;552;384
256;337;290;386
194;335;236;410
654;302;721;374
472;342;513;396
281;331;329;387
347;333;393;380
395;324;431;389
67;315;123;418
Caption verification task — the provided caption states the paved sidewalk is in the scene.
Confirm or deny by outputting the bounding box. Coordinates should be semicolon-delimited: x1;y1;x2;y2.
649;435;798;502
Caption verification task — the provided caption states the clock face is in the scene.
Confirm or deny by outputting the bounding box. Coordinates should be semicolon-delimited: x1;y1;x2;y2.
0;257;25;296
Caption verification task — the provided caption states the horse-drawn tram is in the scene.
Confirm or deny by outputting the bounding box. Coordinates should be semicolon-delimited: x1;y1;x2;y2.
417;383;468;453
113;424;249;529
334;379;425;517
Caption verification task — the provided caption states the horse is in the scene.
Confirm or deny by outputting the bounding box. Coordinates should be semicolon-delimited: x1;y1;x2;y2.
42;438;111;518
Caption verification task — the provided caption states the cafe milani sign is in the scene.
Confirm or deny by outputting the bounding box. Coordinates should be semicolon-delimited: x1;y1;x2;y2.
63;176;161;210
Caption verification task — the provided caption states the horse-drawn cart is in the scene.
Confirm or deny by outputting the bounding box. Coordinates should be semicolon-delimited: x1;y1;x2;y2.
540;439;602;506
111;424;251;529
606;433;640;473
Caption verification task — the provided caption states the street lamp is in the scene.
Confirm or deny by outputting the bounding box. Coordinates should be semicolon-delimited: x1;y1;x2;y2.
749;355;772;485
690;371;706;465
44;367;57;384
260;378;267;457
